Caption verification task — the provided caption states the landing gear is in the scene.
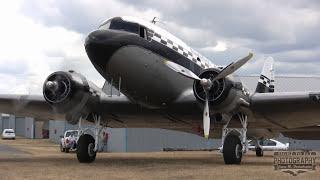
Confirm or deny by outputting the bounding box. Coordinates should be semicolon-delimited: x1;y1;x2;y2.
76;114;103;163
220;113;248;164
223;134;242;164
77;134;96;163
255;139;264;157
256;147;263;157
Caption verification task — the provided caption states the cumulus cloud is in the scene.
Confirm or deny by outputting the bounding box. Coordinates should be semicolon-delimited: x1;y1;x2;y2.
0;0;161;94
20;0;161;34
0;1;103;94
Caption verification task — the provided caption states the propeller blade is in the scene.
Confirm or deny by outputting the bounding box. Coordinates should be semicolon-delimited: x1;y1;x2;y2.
203;91;210;139
212;52;253;81
164;60;201;81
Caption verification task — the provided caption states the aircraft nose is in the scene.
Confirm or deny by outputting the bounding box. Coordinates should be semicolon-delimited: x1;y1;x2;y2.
84;29;124;72
85;30;109;47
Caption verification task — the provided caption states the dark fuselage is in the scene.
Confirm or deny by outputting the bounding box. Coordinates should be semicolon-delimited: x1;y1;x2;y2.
85;23;204;109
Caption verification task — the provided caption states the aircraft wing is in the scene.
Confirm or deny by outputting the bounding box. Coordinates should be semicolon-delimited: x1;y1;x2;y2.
0;94;133;121
250;91;320;129
0;94;59;119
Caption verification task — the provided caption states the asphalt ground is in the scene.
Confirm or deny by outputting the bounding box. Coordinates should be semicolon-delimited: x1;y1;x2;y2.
0;138;319;180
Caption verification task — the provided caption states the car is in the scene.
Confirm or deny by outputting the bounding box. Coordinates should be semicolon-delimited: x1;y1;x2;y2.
60;130;79;153
248;139;289;151
2;129;16;140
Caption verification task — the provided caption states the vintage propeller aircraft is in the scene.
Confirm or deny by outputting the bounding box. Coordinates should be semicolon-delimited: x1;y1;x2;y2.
1;16;320;164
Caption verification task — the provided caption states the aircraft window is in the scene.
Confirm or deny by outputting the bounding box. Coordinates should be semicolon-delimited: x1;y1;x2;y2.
99;21;111;30
140;26;148;39
109;19;139;34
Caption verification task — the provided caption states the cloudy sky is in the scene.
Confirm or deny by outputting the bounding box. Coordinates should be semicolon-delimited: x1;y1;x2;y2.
0;0;319;94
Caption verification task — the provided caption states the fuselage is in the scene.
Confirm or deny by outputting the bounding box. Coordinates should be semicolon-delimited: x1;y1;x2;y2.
84;16;216;108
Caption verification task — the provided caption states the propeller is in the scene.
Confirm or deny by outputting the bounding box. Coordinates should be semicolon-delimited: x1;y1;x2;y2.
164;53;253;139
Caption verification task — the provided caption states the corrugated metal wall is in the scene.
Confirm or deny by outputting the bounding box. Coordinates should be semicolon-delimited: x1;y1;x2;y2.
15;117;26;136
0;115;15;132
126;128;219;152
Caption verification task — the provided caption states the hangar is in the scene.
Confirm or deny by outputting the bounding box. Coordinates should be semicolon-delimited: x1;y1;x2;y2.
1;75;320;151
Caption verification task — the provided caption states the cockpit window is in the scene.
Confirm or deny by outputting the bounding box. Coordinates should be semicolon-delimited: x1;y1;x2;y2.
99;21;111;30
99;18;140;35
109;19;139;34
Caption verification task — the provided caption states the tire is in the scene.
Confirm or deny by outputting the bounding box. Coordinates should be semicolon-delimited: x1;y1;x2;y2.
77;134;96;163
60;143;65;152
223;134;243;164
65;148;70;153
256;147;263;157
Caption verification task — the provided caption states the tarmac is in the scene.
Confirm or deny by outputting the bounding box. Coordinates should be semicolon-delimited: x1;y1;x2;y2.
0;138;319;180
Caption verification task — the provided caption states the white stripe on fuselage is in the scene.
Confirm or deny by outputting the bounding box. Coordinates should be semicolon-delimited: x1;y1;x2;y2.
120;16;216;70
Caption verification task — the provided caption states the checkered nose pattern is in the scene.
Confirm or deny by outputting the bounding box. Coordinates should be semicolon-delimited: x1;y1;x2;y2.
259;75;272;88
147;29;209;69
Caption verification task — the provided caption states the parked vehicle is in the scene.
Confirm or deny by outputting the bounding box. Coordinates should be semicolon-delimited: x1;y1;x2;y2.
60;130;79;153
248;139;289;151
2;129;16;140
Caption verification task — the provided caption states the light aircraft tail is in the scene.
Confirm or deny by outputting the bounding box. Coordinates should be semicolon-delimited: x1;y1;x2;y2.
255;57;274;93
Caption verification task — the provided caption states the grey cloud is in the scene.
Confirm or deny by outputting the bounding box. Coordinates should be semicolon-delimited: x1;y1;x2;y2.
21;0;160;34
20;0;320;75
121;0;320;55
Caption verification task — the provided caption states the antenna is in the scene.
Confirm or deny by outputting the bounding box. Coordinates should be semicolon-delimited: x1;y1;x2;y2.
151;17;167;25
151;17;158;24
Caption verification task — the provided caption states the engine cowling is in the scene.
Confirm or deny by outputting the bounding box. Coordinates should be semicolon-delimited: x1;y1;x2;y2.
193;68;245;113
43;70;100;124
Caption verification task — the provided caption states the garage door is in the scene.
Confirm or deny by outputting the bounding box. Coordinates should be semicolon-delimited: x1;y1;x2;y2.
15;117;26;136
2;117;10;130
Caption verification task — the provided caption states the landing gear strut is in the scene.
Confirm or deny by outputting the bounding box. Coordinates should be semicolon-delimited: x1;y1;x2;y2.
255;139;264;157
76;115;103;163
221;113;248;164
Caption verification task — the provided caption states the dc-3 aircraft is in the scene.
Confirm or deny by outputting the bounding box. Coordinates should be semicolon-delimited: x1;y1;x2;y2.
1;16;320;164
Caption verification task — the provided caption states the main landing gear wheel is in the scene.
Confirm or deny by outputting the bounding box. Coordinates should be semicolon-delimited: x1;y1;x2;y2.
256;147;263;157
77;134;96;163
223;134;243;164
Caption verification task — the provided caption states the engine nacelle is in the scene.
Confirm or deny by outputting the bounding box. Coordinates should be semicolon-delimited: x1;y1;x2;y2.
193;68;248;114
43;70;100;124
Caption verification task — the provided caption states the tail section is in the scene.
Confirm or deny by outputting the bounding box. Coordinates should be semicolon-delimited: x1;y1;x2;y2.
255;57;275;93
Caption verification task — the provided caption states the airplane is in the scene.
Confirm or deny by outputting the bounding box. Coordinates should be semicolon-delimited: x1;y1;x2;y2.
1;16;320;164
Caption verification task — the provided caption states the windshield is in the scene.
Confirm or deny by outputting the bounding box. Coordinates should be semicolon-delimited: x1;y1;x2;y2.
99;21;111;30
66;131;78;137
99;18;139;35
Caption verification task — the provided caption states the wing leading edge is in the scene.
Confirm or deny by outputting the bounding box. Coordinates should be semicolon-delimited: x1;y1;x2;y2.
0;94;133;121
